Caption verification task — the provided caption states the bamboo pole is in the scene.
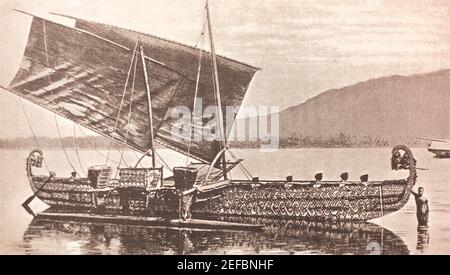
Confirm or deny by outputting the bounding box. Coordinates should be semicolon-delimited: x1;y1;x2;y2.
140;43;156;168
206;0;228;179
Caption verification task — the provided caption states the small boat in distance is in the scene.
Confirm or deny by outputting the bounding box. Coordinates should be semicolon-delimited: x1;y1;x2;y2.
418;137;450;158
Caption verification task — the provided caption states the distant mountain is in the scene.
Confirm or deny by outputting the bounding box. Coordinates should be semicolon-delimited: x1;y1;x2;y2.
233;69;450;148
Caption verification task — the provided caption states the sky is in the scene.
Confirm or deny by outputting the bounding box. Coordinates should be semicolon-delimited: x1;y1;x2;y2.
1;0;450;138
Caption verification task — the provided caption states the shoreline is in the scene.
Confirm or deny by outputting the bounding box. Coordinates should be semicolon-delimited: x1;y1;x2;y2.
0;146;427;151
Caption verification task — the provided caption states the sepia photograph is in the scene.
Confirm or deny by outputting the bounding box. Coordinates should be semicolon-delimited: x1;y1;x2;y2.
0;0;449;257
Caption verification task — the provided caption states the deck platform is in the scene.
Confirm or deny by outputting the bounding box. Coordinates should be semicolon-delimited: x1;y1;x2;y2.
35;212;264;231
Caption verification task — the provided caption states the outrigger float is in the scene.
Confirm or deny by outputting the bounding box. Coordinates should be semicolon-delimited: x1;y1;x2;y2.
2;1;417;227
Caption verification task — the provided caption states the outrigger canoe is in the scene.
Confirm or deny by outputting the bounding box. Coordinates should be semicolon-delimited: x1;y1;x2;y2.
26;145;417;221
2;3;417;224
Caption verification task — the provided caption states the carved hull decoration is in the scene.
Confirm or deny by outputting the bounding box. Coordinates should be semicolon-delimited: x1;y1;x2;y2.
26;146;416;222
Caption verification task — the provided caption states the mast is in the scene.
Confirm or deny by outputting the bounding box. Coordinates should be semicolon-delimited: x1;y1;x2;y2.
206;0;228;179
140;42;156;168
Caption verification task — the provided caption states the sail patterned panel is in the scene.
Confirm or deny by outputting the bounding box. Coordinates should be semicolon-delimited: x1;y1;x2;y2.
75;19;258;139
74;19;259;161
7;16;258;163
74;19;259;103
8;17;181;155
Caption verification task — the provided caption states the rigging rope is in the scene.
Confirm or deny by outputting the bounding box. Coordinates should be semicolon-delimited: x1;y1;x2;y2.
104;39;140;166
205;10;227;152
118;49;138;166
73;123;86;176
18;98;50;173
194;11;208;48
77;125;121;164
116;48;139;178
54;116;78;173
43;20;79;175
79;125;170;171
209;53;226;151
120;151;129;168
156;151;173;172
228;149;253;180
133;150;144;168
185;16;207;167
108;40;172;174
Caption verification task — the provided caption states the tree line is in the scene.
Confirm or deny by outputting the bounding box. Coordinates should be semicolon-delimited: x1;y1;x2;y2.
0;136;116;149
228;133;422;148
0;133;423;149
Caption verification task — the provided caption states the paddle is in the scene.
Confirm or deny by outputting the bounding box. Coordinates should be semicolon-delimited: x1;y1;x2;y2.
22;174;55;215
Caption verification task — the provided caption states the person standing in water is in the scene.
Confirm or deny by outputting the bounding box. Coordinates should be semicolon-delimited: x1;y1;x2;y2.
411;187;429;227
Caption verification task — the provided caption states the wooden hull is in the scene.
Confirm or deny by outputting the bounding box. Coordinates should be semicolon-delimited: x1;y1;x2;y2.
192;179;410;221
428;148;450;158
28;175;182;217
26;146;416;222
28;177;411;221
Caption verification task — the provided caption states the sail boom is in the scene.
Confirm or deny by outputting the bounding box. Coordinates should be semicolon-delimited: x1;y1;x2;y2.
49;12;261;72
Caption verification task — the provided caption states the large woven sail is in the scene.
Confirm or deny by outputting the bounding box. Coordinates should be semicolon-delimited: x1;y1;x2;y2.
7;14;258;163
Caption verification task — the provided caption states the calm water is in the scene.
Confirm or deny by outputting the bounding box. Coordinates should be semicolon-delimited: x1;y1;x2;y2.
0;148;448;255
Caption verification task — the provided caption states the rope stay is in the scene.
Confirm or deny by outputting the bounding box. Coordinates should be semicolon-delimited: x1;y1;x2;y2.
194;11;208;48
206;0;227;152
18;98;50;173
116;47;139;177
104;39;140;166
228;149;253;180
156;151;173;172
205;1;228;180
185;11;207;167
73;123;86;176
133;149;173;172
77;125;121;164
113;39;173;173
42;20;79;176
185;5;252;182
54;115;78;173
133;150;144;168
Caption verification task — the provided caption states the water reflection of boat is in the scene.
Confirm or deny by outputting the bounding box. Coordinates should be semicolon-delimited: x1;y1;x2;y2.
23;217;409;255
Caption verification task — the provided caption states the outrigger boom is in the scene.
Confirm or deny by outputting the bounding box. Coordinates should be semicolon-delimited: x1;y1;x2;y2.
35;212;264;231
